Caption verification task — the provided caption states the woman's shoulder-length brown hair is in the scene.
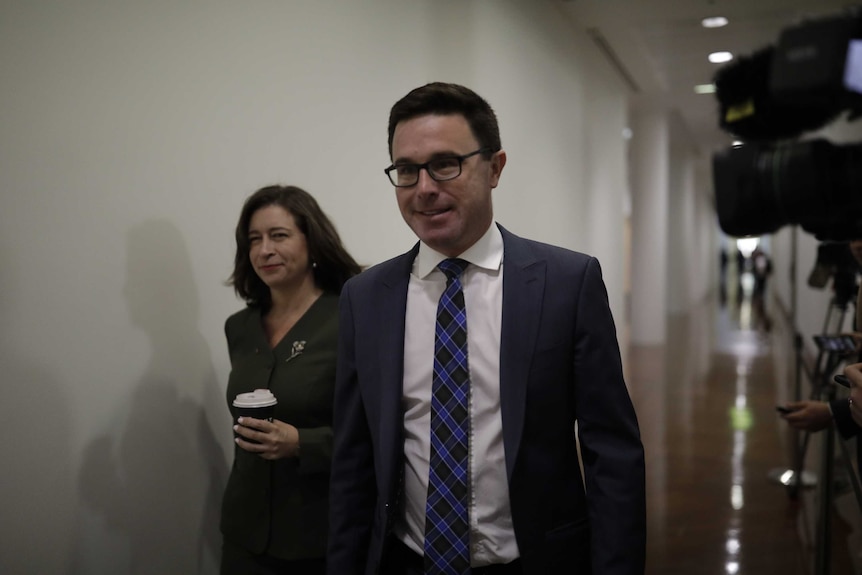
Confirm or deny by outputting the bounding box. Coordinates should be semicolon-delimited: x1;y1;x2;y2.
228;185;362;308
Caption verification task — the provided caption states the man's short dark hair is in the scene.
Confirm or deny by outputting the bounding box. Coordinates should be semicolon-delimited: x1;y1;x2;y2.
388;82;501;159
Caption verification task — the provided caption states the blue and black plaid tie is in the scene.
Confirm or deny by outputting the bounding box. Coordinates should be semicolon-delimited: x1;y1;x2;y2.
424;258;471;575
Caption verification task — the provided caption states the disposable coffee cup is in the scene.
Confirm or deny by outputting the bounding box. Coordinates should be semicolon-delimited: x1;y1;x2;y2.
233;389;277;443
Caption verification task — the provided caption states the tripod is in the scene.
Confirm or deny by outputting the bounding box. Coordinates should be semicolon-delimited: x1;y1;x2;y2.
781;296;854;575
770;295;852;494
790;317;850;499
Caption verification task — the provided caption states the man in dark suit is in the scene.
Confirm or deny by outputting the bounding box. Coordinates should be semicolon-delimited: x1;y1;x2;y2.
328;82;645;575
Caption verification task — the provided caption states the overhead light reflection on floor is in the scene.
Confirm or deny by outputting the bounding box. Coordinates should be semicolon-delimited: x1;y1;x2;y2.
731;483;744;510
725;526;741;571
726;535;740;555
726;357;750;566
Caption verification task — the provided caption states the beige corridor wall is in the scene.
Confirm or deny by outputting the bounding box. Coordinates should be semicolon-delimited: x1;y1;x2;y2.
0;1;631;572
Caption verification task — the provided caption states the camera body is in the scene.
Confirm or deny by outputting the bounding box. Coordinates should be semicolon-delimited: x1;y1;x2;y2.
712;9;862;241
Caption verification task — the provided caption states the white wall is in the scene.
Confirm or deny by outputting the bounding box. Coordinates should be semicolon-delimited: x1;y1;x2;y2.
667;137;716;314
692;159;718;306
629;103;670;344
667;135;696;315
0;0;634;572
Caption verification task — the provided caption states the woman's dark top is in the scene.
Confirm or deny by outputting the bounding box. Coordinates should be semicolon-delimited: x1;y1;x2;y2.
221;293;338;560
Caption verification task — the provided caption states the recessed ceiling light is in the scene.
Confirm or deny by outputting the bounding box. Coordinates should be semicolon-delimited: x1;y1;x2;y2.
702;16;729;29
709;51;733;64
694;84;716;94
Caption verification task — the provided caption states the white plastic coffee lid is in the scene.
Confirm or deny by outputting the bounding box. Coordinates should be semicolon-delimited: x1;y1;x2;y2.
233;388;277;408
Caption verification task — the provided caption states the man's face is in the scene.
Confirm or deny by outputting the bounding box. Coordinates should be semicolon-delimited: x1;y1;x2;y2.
390;114;505;257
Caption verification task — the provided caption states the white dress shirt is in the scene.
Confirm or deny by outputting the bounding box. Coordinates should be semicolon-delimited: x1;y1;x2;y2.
394;223;519;565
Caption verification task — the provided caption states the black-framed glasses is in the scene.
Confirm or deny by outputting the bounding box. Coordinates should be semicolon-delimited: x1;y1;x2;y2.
384;147;492;187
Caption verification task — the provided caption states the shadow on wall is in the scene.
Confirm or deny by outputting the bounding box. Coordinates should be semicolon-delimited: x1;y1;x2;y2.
73;219;229;574
0;227;76;573
0;358;74;573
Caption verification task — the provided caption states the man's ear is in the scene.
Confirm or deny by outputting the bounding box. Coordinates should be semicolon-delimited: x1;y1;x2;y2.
489;150;507;188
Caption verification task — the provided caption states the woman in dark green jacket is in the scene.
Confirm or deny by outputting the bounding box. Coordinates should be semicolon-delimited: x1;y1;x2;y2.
221;185;361;575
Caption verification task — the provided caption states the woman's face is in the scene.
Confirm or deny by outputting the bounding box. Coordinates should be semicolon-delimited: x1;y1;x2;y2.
248;204;313;293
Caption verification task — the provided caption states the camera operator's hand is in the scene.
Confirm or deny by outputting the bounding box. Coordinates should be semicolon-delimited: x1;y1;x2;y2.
842;362;862;427
781;401;833;432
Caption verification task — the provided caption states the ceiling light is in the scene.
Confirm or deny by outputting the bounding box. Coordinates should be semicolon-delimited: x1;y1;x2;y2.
702;16;729;29
694;84;716;94
709;51;733;64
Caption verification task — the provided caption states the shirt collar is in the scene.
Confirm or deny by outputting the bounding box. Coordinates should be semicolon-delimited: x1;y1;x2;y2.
414;223;504;279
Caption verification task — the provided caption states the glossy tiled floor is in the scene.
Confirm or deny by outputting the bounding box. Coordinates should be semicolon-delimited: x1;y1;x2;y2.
626;277;859;574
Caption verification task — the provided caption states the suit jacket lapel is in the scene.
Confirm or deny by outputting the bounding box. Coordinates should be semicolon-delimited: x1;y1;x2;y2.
377;246;418;398
498;226;545;480
375;245;419;490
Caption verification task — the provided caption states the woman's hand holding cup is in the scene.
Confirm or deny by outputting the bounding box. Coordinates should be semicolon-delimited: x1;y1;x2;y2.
234;416;300;460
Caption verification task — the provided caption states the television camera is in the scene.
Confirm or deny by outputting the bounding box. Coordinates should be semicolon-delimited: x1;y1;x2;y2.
711;7;862;241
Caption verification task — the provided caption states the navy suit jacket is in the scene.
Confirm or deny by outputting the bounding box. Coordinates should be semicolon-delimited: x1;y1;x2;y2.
328;225;645;574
